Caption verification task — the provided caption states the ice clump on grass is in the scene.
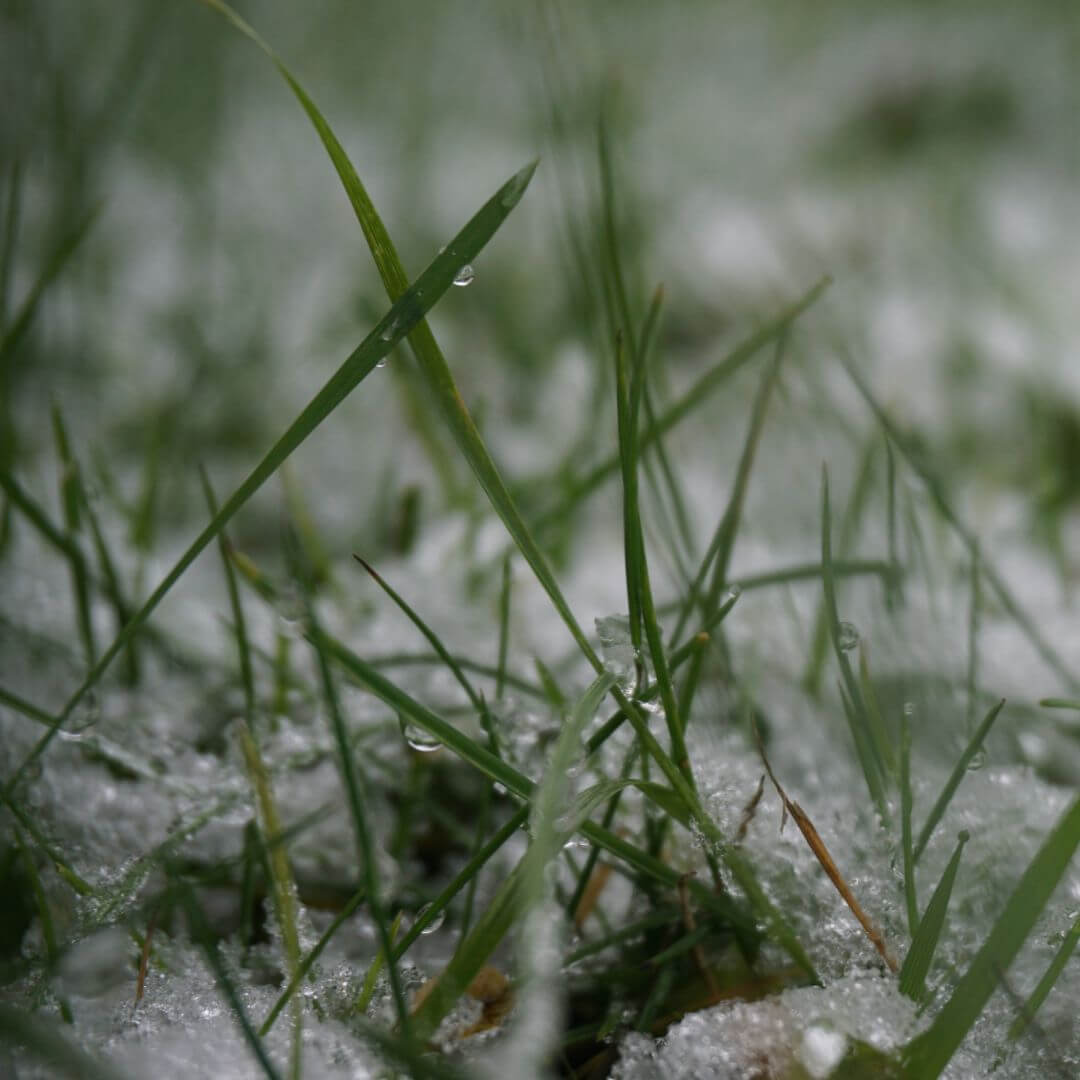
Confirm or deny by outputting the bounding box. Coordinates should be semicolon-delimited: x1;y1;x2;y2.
595;614;639;693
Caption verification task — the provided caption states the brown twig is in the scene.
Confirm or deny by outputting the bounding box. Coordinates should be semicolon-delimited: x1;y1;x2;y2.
735;773;767;844
753;723;898;972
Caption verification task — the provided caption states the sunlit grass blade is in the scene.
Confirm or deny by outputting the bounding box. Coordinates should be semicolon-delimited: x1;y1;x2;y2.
821;466;890;822
901;794;1080;1079
534;277;830;532
899;830;969;1003
5;160;537;795
842;355;1080;693
913;699;1005;864
1007;909;1080;1040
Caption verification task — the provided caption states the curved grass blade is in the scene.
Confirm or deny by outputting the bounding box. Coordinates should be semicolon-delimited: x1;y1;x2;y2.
901;794;1080;1079
1007;909;1080;1040
899;830;969;1003
913;699;1006;864
353;554;483;713
5;159;537;795
900;707;918;938
842;355;1080;693
307;609;411;1036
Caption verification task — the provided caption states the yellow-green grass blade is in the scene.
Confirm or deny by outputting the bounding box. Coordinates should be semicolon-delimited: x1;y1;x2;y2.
901;794;1080;1079
5;160;537;796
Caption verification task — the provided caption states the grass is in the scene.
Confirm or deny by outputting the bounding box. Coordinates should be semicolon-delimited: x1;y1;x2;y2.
1;3;1079;1079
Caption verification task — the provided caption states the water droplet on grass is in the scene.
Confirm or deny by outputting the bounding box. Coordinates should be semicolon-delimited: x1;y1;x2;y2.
595;614;638;692
452;264;474;287
416;903;445;934
399;715;440;753
837;621;859;652
966;745;988;771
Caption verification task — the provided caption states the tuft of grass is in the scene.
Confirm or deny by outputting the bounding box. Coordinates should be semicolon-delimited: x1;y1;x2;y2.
902;794;1080;1079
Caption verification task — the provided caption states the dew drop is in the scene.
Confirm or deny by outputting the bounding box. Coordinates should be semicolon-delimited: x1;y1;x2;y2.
375;357;389;369
416;903;445;935
902;701;916;719
399;715;440;753
452;264;474;287
966;745;988;771
837;620;859;652
721;583;742;606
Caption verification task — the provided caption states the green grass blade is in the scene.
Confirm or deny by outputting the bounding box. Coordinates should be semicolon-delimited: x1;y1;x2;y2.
965;544;981;736
821;467;890;821
1039;698;1080;711
804;436;878;697
914;699;1006;864
899;830;969;1003
5;160;536;795
900;707;918;938
0;204;98;369
843;356;1080;693
312;626;765;941
261;886;366;1036
178;881;283;1080
353;554;483;713
534;277;830;532
411;675;613;1044
495;552;512;701
307;609;411;1035
901;794;1080;1079
1007;909;1080;1040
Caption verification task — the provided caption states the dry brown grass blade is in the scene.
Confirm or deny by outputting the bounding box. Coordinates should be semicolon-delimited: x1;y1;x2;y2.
734;774;767;844
754;725;898;972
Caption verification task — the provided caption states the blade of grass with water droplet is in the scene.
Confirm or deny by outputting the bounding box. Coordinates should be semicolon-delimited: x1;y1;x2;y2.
821;467;890;822
6;161;537;795
901;793;1080;1079
913;699;1005;864
899;830;969;1003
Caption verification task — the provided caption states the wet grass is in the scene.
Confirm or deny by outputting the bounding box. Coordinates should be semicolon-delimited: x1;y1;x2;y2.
2;3;1080;1079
